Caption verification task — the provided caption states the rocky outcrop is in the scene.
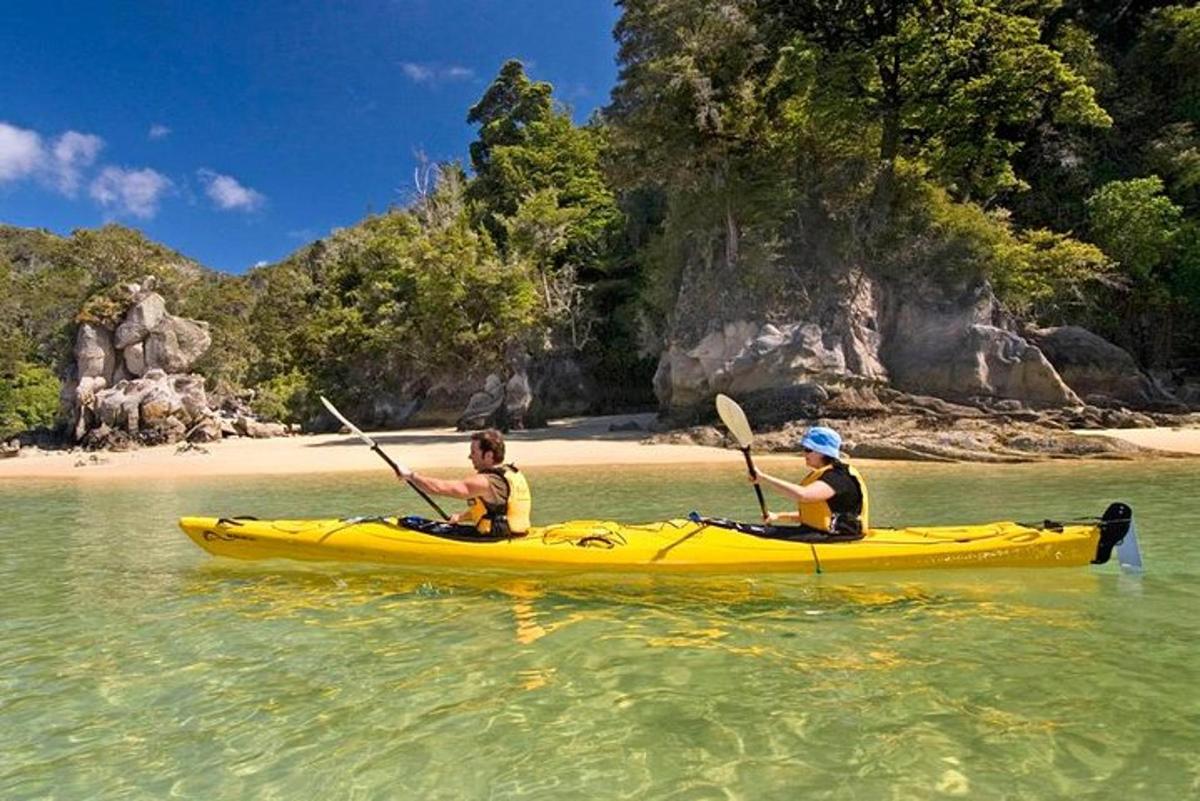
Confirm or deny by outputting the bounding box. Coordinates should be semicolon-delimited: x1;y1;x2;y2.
73;369;206;448
64;277;282;448
880;282;1079;405
332;350;597;432
453;353;597;430
650;260;1183;417
458;373;507;429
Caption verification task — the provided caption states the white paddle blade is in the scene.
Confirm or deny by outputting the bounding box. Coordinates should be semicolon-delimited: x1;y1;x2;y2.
320;395;375;447
715;393;754;448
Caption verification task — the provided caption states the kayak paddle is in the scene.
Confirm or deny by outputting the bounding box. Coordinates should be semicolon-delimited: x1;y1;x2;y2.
319;395;450;520
715;393;769;520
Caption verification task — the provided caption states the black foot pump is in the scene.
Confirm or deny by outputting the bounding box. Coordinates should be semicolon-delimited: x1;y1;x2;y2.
1092;502;1133;565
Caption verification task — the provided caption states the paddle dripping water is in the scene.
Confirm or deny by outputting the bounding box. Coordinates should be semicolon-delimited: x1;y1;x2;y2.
2;460;1197;799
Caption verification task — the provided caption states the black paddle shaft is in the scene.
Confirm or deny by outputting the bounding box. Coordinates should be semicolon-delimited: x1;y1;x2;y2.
372;444;450;521
741;448;769;520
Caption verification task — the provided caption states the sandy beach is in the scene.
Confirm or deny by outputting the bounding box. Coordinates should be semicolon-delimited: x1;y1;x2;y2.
0;414;731;481
1072;426;1200;454
2;414;1198;481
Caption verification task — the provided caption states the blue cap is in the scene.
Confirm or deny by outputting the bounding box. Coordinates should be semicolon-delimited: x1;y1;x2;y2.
800;426;842;459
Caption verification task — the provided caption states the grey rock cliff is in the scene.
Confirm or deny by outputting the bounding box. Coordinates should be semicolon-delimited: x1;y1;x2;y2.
649;253;1164;417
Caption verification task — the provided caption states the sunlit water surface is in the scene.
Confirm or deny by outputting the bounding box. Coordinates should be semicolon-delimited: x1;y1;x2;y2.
3;459;1199;799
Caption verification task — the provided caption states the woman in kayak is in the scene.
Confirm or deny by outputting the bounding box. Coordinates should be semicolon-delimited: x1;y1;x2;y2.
396;429;532;538
750;426;870;540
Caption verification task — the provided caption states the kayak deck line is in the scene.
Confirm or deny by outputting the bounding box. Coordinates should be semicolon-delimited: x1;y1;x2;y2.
178;502;1142;575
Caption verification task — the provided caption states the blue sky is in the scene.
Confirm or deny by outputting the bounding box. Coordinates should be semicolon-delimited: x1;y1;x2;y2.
0;1;622;273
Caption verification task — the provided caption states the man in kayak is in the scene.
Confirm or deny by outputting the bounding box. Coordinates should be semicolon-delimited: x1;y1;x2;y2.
395;429;532;537
749;426;870;540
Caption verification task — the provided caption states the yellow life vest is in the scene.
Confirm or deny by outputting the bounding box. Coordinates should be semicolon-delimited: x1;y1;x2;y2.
798;462;870;534
464;464;532;535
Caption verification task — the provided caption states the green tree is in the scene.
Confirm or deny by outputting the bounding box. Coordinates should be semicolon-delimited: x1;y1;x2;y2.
467;60;623;266
466;60;648;406
609;0;767;266
467;59;555;228
1123;6;1200;213
248;167;544;420
759;0;1112;205
0;362;61;439
1087;176;1182;281
1086;175;1185;361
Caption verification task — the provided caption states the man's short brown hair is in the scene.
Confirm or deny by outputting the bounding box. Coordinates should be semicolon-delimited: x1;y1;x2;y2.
472;429;505;462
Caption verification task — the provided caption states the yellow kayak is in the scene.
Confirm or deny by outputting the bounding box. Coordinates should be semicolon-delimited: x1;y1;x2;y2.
178;503;1138;575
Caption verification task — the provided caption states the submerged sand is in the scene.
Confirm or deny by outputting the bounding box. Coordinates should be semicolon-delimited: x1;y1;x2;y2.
1;413;1197;481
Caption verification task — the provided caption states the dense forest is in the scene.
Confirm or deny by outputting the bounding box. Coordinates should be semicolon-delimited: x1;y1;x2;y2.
2;1;1198;439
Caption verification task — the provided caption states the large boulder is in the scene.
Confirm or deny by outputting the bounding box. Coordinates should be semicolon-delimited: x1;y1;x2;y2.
457;373;506;429
528;354;594;421
234;415;288;438
113;292;166;348
144;316;212;373
885;321;1078;406
124;341;147;376
654;317;882;411
67;375;106;440
187;414;224;443
1027;325;1173;407
173;375;209;420
879;281;1079;406
504;370;533;429
138;383;181;426
75;324;116;380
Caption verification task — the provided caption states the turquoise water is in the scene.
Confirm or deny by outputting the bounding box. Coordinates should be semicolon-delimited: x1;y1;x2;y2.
3;460;1199;799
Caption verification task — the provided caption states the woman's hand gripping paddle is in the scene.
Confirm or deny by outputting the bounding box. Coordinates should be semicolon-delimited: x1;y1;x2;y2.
320;395;450;520
715;393;769;520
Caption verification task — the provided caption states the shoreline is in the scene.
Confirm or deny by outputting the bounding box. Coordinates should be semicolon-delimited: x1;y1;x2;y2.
0;414;725;481
2;413;1198;482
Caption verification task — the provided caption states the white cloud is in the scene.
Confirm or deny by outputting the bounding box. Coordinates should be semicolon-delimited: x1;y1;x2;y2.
0;122;45;183
89;166;173;219
148;124;172;140
197;168;266;212
401;62;434;83
0;122;107;197
399;62;474;84
50;131;104;196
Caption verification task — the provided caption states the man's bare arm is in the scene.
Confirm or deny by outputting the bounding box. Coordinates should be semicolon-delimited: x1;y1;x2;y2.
407;472;495;501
